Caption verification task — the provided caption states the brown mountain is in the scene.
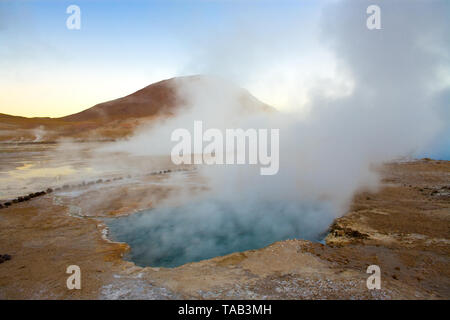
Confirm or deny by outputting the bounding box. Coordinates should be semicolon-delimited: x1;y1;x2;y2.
0;75;273;142
60;77;179;122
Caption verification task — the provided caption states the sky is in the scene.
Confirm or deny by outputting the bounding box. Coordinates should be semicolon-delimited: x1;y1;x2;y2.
0;0;335;117
0;0;448;160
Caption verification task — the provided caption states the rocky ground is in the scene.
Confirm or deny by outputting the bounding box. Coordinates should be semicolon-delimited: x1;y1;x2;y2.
0;158;448;299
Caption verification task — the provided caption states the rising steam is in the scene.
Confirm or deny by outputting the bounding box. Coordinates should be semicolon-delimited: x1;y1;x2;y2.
106;0;450;267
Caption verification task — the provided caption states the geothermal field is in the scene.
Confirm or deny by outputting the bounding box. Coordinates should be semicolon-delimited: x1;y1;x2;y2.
0;142;449;299
1;0;449;303
0;76;449;299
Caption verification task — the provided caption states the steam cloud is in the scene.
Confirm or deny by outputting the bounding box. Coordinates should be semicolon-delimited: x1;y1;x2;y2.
107;0;450;267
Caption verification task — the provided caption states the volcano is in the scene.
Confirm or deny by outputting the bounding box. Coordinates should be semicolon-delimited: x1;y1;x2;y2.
0;75;273;142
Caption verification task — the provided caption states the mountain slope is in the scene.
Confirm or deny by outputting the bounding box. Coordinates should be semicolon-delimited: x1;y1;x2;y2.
0;75;273;142
60;77;179;122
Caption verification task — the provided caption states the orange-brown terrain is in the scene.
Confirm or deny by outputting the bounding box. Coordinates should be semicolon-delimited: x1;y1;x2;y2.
0;78;179;142
0;156;448;299
0;75;272;142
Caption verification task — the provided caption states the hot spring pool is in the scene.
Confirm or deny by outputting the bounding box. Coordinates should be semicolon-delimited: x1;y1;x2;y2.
105;199;334;268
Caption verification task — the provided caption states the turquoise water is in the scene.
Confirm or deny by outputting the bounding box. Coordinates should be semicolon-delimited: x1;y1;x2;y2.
105;199;334;268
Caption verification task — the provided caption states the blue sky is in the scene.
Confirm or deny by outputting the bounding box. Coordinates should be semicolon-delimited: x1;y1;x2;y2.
0;0;328;117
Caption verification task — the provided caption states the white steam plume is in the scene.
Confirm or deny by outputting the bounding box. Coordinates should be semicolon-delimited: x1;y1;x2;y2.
105;0;450;267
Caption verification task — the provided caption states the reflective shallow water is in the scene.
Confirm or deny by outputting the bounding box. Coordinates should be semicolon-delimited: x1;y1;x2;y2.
0;143;105;199
0;142;174;200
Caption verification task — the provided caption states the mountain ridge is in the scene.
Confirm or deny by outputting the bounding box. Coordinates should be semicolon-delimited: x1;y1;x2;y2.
0;75;273;142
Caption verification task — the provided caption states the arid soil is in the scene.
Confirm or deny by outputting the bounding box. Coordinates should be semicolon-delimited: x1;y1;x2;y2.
0;159;449;299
